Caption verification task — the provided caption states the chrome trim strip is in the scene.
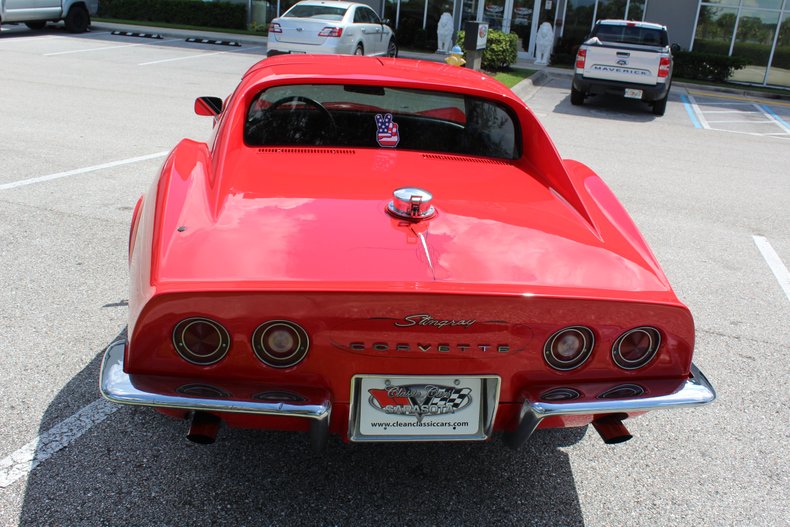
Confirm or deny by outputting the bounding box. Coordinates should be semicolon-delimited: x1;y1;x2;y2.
505;364;715;449
99;340;331;420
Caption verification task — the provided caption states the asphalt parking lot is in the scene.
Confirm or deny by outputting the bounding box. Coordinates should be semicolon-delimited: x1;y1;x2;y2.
1;24;788;527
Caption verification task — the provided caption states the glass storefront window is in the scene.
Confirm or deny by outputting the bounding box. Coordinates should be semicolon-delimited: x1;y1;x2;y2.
626;0;646;22
730;9;781;83
766;12;790;87
483;0;507;31
511;0;533;52
563;0;597;44
595;0;627;21
741;0;783;9
693;5;738;55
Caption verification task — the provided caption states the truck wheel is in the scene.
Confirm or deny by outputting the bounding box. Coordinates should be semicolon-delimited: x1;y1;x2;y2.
25;21;47;30
652;93;668;116
64;5;90;33
570;85;584;106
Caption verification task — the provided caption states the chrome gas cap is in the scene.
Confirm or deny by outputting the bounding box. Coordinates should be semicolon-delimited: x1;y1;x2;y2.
387;187;436;220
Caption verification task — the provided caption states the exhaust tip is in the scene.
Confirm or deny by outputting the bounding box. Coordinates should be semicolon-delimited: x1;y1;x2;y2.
592;414;632;445
187;411;221;445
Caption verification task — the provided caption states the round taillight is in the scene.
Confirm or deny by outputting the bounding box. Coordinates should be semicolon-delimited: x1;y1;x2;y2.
544;326;594;371
172;318;231;365
252;320;309;368
612;327;661;369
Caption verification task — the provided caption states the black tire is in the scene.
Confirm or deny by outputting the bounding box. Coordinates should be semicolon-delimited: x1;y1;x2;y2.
25;21;47;30
64;5;90;33
652;92;668;116
354;44;364;56
386;38;398;58
570;85;584;106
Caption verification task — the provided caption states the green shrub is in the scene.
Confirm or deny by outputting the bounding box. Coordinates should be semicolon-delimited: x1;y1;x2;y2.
456;29;517;71
98;0;247;30
673;51;747;82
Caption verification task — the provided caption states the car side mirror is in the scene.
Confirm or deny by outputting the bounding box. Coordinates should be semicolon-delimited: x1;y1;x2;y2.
382;18;391;26
670;43;680;53
194;96;223;116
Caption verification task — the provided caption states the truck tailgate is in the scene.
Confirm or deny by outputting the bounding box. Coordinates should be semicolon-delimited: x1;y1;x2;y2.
583;45;661;85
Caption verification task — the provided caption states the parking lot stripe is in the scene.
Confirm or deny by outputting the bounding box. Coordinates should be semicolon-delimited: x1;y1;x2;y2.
705;119;776;124
0;399;118;488
686;89;790;108
756;103;790;134
680;94;702;129
0;151;168;191
753;235;790;302
138;45;264;66
685;94;709;129
44;38;180;56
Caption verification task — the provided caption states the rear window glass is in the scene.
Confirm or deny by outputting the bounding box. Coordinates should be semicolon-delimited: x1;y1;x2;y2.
244;84;519;159
283;5;348;20
593;24;667;46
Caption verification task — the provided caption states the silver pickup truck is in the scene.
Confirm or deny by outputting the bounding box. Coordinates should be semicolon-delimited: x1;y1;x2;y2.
571;20;675;116
1;0;98;33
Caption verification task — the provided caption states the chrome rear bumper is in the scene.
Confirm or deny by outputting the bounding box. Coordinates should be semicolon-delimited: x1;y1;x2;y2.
99;340;331;421
504;363;716;448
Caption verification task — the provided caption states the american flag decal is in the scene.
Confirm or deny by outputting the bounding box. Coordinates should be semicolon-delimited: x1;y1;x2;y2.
375;113;400;147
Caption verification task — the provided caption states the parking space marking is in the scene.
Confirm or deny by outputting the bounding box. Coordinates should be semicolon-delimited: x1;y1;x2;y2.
680;94;703;129
756;103;790;133
753;236;790;302
0;151;168;191
138;45;264;66
44;38;181;55
686;89;790;108
0;399;118;488
685;93;790;138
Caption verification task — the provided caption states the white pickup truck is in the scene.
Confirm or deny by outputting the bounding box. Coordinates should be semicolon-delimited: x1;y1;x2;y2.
571;20;675;116
0;0;98;33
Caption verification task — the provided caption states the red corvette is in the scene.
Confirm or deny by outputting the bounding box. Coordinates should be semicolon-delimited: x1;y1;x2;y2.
100;55;714;450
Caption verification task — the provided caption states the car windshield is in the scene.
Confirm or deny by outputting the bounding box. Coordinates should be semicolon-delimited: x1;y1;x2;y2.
594;24;667;46
244;84;519;159
283;5;348;20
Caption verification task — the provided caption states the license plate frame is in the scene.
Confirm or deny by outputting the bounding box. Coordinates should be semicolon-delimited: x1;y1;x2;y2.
624;88;643;99
348;375;500;442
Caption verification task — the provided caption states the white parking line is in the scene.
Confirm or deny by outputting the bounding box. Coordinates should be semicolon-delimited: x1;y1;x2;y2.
754;103;790;134
753;235;790;302
138;45;263;66
686;95;710;129
0;151;168;191
705;119;776;124
45;38;180;55
0;399;118;488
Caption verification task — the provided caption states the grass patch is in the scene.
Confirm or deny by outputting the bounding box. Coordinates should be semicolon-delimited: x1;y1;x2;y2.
94;18;267;36
493;68;537;88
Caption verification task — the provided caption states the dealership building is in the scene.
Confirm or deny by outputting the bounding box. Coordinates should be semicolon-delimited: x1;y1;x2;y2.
260;0;790;88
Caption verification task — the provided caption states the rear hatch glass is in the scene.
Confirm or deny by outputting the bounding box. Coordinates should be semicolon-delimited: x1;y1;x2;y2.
244;84;519;159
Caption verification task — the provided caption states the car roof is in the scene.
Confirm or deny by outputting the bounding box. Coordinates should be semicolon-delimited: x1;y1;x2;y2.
242;55;512;97
596;19;666;31
290;0;365;8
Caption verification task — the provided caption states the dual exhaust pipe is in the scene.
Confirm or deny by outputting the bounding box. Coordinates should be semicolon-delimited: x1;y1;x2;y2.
186;411;330;452
187;411;631;448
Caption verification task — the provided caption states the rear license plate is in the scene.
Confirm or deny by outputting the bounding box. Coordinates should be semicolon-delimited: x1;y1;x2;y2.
351;376;487;441
624;88;643;99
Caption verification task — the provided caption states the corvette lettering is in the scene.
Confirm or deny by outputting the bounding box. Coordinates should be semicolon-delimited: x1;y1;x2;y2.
348;342;509;353
394;314;476;329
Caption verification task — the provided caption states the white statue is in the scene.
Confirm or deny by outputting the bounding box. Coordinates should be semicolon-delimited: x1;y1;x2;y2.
437;12;454;54
535;22;554;65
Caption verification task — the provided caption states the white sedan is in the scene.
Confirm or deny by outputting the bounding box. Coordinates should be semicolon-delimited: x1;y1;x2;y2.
266;0;397;57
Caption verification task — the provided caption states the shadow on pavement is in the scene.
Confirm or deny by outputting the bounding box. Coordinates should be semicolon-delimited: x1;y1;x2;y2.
20;331;587;526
